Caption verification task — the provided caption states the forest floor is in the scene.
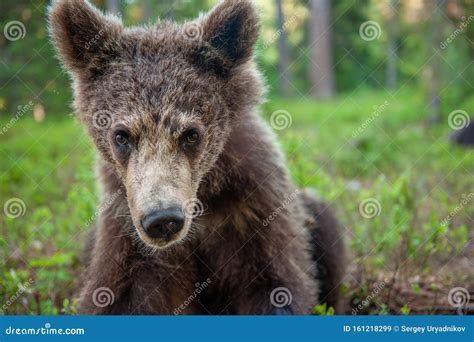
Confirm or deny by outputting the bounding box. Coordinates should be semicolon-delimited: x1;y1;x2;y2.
1;89;473;315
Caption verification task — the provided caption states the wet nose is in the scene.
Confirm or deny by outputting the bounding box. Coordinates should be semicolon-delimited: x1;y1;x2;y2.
140;207;185;240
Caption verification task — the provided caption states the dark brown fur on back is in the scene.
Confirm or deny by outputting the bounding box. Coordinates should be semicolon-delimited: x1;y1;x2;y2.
49;0;345;315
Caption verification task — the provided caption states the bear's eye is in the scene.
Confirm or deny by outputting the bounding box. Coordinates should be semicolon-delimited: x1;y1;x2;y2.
183;129;200;146
115;131;130;147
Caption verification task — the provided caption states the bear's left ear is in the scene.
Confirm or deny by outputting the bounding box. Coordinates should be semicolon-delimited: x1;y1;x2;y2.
48;0;122;74
194;0;260;75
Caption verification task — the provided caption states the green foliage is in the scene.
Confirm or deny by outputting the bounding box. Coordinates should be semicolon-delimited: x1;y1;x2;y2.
1;0;471;116
0;118;95;315
1;89;472;315
265;89;473;314
0;0;71;116
313;303;335;316
400;304;411;315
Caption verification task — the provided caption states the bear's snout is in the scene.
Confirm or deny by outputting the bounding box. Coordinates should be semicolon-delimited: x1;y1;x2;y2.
140;207;185;241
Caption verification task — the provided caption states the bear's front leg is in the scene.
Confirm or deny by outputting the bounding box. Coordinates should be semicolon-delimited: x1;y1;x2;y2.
78;213;200;315
229;234;317;316
77;225;142;314
197;214;318;315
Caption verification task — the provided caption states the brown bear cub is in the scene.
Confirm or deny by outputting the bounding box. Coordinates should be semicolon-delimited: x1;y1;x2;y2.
49;0;345;315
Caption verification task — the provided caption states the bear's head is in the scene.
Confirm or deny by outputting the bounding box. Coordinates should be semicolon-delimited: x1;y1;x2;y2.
49;0;263;249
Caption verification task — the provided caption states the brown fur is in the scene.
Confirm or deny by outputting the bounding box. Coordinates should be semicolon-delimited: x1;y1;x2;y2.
49;0;345;315
450;123;474;147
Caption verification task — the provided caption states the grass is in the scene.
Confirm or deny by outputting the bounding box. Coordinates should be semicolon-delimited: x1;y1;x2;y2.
1;89;472;315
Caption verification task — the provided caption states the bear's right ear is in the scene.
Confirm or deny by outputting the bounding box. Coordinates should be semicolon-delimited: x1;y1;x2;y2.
48;0;122;73
191;0;260;77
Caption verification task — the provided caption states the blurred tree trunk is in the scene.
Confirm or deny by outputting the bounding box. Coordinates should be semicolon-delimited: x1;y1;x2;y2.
386;0;399;90
276;0;293;97
428;0;447;123
164;1;175;20
106;0;121;17
309;0;335;99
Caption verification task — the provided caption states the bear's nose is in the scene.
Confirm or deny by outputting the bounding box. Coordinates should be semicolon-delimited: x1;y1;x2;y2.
140;207;185;240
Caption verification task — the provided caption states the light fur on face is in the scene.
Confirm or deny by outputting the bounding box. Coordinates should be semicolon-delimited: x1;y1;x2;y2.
100;105;209;248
